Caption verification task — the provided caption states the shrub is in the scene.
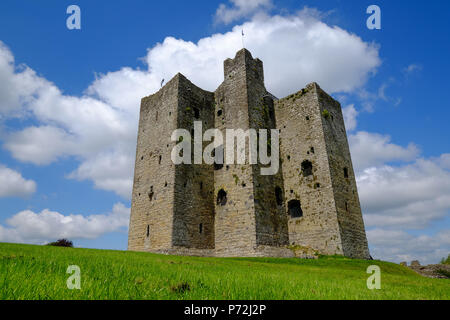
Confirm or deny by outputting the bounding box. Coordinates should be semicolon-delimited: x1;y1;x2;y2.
322;109;330;119
47;239;73;247
440;254;449;265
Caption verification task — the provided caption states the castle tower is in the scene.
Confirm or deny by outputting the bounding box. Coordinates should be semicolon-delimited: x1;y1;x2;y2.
128;73;216;255
275;83;370;259
213;49;289;257
128;48;370;259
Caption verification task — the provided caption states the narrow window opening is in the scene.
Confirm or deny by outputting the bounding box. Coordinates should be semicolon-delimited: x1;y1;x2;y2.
306;116;310;121
310;147;315;154
199;223;203;234
146;225;150;237
148;186;154;201
159;155;162;164
217;189;227;206
275;186;283;206
344;167;349;178
200;182;203;190
288;200;303;218
194;107;200;119
345;201;349;212
164;182;167;187
217;110;223;117
301;160;313;177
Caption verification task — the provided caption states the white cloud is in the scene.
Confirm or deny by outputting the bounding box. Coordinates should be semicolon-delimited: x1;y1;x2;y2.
343;104;358;131
367;229;450;265
345;110;449;263
358;158;450;229
0;164;36;198
215;0;273;24
147;14;380;97
0;203;130;244
0;11;381;199
403;63;422;75
67;150;134;199
349;131;419;171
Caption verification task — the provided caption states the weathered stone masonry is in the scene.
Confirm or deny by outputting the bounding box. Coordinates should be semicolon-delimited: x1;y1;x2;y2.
128;49;370;259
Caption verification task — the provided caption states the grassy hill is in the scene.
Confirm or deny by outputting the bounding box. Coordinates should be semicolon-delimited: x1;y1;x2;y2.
0;242;448;300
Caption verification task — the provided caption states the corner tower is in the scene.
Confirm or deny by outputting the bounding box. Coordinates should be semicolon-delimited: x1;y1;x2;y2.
128;73;216;255
275;83;370;259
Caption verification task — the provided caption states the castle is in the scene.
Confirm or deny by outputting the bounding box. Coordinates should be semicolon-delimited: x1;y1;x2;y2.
128;49;370;259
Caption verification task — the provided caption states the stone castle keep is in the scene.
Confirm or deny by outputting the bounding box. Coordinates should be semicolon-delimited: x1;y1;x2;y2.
128;49;370;259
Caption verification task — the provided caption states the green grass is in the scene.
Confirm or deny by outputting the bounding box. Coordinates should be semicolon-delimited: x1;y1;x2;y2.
0;242;448;300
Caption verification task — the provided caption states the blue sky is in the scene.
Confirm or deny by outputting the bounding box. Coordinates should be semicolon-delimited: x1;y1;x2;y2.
0;0;449;263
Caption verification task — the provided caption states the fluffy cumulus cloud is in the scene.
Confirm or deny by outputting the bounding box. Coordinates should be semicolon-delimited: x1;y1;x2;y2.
0;203;130;244
349;131;419;171
147;13;380;97
357;156;450;229
0;164;36;198
0;10;380;200
347;119;450;263
215;0;273;24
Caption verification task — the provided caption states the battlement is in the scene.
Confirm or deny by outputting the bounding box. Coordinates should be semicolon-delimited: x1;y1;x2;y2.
128;49;370;259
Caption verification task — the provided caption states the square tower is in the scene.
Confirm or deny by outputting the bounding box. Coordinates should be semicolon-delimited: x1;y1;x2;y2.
213;49;289;257
275;83;370;259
